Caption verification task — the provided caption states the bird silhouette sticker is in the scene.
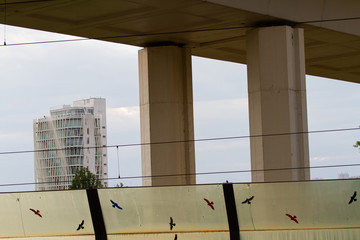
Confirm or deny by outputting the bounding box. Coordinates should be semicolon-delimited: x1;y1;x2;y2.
242;196;254;204
204;198;215;210
29;208;42;218
169;217;176;230
349;191;357;204
285;214;299;224
174;234;178;240
77;220;84;231
110;200;123;210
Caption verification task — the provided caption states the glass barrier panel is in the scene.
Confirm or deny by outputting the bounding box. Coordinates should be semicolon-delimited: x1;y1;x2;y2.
239;229;360;240
0;190;94;238
108;232;229;240
99;184;228;234
234;180;360;231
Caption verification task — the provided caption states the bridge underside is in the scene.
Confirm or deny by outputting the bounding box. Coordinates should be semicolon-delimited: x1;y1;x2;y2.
1;0;360;83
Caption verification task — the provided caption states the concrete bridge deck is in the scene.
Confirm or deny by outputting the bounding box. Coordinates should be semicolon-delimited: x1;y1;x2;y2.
1;0;360;82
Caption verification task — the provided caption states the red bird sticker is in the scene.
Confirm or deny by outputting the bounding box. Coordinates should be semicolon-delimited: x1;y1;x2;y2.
30;208;42;218
204;198;215;210
285;213;298;224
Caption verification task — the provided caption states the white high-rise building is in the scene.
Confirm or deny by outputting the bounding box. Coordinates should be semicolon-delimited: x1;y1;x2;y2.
33;98;108;190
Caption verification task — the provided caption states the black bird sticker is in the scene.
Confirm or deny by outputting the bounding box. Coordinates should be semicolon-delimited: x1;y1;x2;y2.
169;217;176;230
242;196;254;204
110;200;123;210
174;234;178;240
77;220;84;231
349;191;357;204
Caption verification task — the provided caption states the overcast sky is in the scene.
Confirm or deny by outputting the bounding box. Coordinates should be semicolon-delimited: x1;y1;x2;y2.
1;25;360;192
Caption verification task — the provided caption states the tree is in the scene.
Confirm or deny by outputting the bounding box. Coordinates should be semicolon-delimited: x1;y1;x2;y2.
69;168;103;190
354;141;360;149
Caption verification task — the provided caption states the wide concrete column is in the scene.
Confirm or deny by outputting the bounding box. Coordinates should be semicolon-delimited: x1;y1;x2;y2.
246;26;310;182
138;45;195;186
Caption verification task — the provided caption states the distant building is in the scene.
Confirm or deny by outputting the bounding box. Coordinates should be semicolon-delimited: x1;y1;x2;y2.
338;173;350;179
338;172;360;180
33;98;108;190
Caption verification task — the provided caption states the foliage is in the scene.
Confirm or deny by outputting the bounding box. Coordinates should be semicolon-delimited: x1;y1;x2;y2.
354;141;360;149
69;168;103;190
115;182;124;188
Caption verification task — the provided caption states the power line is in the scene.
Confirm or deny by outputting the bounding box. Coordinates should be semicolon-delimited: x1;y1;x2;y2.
0;126;359;156
1;162;360;188
301;16;360;24
0;37;88;46
0;25;250;47
2;126;358;188
109;163;360;181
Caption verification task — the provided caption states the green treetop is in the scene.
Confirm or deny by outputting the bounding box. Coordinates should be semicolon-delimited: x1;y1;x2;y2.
69;168;103;190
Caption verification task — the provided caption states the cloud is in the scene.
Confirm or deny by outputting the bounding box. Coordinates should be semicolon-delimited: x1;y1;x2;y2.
0;131;29;142
194;98;249;138
311;156;331;162
106;106;140;147
108;106;139;118
107;106;140;131
196;139;249;151
307;75;360;130
0;130;33;154
192;56;248;101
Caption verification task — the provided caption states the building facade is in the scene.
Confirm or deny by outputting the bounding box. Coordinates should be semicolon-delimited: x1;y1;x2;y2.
33;98;108;190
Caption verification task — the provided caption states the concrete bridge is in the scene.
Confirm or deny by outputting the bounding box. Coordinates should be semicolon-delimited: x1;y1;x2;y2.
1;0;360;185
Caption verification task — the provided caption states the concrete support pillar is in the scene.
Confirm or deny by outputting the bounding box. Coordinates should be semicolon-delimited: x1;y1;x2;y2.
138;45;195;186
246;26;310;182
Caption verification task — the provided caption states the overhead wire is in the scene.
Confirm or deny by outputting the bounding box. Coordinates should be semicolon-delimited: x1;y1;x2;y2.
300;16;360;24
0;126;359;156
0;126;358;188
1;162;360;188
